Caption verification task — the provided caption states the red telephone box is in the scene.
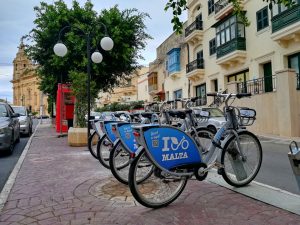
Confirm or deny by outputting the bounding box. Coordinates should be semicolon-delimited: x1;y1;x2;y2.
56;83;75;133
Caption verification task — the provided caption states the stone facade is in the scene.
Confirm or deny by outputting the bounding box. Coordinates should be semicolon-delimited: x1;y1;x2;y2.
11;42;48;115
97;67;149;107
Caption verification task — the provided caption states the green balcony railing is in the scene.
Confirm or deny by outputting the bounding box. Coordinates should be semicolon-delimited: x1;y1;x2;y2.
216;37;246;59
272;4;300;33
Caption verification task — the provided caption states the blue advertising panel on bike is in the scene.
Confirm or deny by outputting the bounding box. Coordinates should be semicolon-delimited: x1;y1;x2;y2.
104;122;117;143
118;124;138;153
144;127;202;170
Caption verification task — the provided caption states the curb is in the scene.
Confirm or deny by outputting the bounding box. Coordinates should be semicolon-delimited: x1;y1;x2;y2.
207;170;300;215
0;122;40;213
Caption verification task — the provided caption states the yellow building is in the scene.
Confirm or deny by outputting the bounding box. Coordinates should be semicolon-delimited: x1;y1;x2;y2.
97;67;149;107
11;42;48;115
148;0;300;137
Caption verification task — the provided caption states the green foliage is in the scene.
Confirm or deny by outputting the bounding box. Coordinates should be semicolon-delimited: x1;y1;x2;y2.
95;100;144;112
24;0;151;114
165;0;295;34
69;71;98;127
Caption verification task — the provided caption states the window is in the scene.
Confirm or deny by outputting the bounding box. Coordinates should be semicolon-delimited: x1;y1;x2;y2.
209;38;216;55
208;0;215;15
227;70;249;83
256;7;269;31
167;48;181;74
271;1;298;17
216;15;245;47
173;89;182;99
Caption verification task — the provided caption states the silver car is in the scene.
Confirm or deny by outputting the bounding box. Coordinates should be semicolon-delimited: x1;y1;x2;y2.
12;106;33;136
193;107;226;133
0;103;20;154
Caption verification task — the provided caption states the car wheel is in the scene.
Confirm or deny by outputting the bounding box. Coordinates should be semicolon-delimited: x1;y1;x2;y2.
8;134;14;155
16;131;20;143
207;125;217;134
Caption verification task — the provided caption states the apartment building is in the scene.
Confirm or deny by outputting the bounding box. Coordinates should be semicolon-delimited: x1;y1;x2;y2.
148;0;300;136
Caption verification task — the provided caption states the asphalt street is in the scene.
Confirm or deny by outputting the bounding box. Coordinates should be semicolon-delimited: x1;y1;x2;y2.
0;119;38;192
255;138;300;195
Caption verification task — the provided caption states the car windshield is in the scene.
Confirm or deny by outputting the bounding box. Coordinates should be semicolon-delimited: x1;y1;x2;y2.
202;108;224;117
12;106;26;116
0;105;8;117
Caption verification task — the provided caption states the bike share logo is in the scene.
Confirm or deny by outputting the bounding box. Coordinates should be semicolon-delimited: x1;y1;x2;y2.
161;136;189;161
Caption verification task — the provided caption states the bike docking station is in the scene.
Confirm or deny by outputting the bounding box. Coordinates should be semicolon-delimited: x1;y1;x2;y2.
288;141;300;190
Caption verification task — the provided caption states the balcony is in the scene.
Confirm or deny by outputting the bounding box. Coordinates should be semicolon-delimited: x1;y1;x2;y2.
271;4;300;48
168;62;181;80
148;72;158;95
185;20;203;45
216;37;247;68
214;0;244;20
186;59;205;82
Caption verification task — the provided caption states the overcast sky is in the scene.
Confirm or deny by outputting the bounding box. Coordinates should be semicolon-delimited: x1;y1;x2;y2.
0;0;187;103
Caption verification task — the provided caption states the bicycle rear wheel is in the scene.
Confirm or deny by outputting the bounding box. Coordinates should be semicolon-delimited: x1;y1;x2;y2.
109;140;131;184
88;131;100;159
128;149;188;208
220;131;262;187
97;134;112;169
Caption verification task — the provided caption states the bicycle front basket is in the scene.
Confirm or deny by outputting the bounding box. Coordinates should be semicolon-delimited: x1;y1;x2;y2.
237;107;256;126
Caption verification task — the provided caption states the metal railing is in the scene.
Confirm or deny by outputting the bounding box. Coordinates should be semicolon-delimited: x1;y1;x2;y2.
194;97;207;106
185;20;203;37
215;0;230;14
186;58;204;73
237;76;277;95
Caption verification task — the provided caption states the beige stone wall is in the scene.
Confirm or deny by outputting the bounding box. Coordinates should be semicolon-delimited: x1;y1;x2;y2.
97;67;149;107
11;43;48;115
137;72;150;102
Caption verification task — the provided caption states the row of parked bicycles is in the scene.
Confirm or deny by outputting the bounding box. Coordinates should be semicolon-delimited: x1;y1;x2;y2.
87;92;263;208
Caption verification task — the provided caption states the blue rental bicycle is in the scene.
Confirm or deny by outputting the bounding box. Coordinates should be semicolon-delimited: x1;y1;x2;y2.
128;92;262;208
108;98;210;185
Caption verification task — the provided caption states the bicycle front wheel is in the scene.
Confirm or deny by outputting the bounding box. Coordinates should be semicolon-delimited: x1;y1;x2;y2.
96;134;112;169
88;131;100;159
109;140;131;184
128;149;188;208
220;131;262;187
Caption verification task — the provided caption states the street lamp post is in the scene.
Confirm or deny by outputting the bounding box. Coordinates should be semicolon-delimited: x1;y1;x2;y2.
53;24;113;140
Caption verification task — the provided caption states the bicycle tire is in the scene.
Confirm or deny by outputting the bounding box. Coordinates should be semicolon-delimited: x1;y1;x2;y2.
96;134;111;169
88;131;99;159
220;130;262;187
128;149;188;208
109;140;131;184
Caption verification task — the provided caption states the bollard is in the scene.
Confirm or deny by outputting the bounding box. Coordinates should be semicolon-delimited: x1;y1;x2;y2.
288;141;300;190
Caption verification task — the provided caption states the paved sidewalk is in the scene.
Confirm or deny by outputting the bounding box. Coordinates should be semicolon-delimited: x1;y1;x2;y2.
0;123;300;225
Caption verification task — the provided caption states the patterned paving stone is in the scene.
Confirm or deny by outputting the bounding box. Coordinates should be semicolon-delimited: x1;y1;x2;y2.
0;123;300;224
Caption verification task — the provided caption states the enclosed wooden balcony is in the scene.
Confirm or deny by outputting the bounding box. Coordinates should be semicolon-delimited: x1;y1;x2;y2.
216;37;247;67
271;4;300;48
148;72;158;95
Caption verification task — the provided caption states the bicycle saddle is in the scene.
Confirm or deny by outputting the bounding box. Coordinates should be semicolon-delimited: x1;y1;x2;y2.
168;109;192;119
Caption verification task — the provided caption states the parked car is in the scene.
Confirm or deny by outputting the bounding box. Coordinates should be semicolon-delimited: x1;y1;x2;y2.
11;106;33;136
192;107;226;133
0;102;20;154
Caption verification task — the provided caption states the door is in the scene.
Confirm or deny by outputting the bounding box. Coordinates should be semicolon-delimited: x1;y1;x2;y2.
288;53;300;89
196;14;202;29
197;50;204;68
263;62;273;92
195;83;207;105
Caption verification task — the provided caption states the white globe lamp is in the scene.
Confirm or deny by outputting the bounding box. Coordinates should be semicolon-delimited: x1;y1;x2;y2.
53;43;68;57
100;36;114;51
91;51;103;64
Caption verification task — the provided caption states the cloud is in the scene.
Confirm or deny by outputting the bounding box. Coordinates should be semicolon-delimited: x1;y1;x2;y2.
0;65;13;102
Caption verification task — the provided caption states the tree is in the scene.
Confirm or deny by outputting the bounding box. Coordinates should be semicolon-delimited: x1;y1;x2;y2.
25;0;151;125
165;0;295;34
